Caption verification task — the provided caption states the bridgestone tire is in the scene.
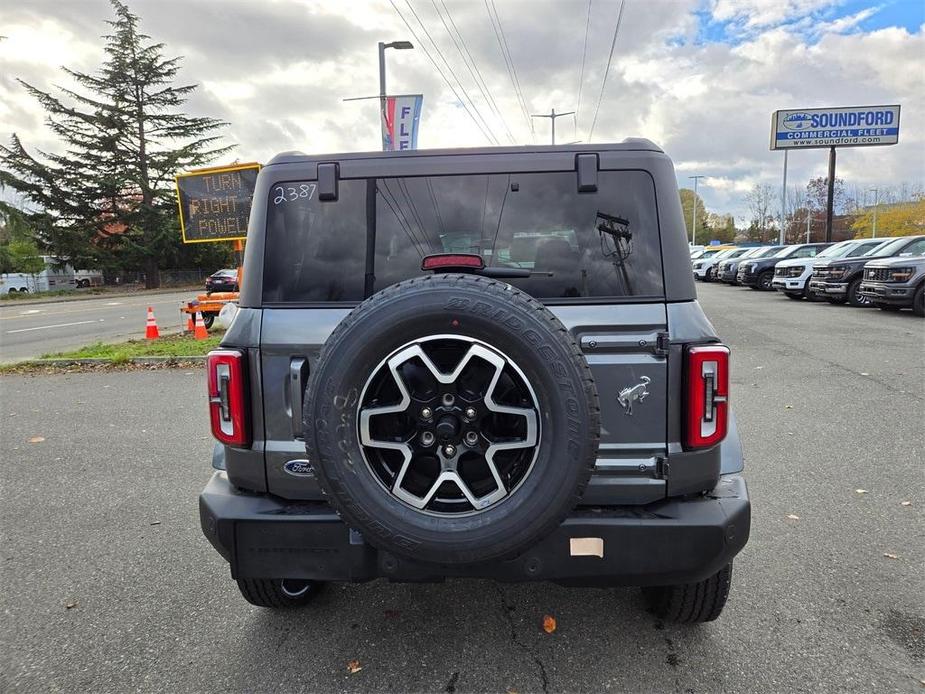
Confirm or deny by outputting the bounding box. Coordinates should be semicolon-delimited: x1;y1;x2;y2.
236;578;324;608
643;563;733;623
303;274;600;565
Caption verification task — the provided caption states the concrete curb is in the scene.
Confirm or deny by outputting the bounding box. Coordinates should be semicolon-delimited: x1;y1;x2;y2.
12;356;207;367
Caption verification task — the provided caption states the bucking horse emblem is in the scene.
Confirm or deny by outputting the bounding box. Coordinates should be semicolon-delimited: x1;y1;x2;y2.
617;376;650;416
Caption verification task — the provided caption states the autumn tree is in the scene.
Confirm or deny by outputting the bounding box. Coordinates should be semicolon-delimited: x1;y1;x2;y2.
0;1;230;288
679;188;709;243
851;198;925;239
744;183;776;242
805;176;846;214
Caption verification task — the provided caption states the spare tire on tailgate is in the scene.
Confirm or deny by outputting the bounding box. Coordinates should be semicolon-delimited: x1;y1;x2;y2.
303;274;600;565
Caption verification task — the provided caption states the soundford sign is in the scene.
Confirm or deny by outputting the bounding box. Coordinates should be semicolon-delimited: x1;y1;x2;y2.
770;105;900;150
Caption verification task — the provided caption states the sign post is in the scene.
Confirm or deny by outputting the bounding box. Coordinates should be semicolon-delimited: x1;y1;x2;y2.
770;105;900;242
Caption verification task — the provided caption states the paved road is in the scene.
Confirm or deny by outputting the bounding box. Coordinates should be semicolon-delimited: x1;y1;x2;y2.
0;290;197;362
1;283;923;693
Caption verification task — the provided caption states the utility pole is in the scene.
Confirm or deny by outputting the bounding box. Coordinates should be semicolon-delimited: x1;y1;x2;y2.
689;175;705;246
806;206;811;243
869;187;879;238
531;108;575;145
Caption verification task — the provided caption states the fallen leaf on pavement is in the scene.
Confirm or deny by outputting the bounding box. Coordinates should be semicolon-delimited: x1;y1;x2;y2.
883;553;899;560
860;372;870;376
542;615;557;634
65;601;78;609
784;405;793;409
347;659;362;674
855;489;868;494
786;514;800;520
28;436;45;443
901;501;912;507
150;521;161;526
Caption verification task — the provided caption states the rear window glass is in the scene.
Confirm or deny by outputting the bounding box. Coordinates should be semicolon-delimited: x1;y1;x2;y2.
262;171;664;303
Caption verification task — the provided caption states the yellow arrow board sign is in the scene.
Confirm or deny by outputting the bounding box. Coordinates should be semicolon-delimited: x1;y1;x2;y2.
175;163;260;243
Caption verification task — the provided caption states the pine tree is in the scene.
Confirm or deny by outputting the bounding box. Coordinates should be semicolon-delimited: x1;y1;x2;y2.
0;0;231;288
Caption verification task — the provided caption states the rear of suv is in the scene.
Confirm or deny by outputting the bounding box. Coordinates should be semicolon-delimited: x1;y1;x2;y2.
199;142;750;622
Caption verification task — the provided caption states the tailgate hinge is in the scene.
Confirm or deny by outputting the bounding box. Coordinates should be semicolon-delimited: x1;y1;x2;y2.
657;456;669;480
655;332;670;357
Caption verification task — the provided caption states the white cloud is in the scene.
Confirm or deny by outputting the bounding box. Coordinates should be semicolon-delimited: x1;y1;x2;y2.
0;0;922;224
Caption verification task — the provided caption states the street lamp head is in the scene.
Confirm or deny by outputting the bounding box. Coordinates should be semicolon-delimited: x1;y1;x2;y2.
386;41;414;50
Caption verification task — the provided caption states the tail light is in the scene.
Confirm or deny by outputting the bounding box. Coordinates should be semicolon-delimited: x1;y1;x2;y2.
684;344;729;449
207;349;250;447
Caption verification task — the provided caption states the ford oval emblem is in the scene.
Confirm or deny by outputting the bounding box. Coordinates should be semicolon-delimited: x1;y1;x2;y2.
284;459;314;477
783;112;813;131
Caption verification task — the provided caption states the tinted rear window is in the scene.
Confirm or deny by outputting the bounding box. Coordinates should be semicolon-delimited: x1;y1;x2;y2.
263;171;664;303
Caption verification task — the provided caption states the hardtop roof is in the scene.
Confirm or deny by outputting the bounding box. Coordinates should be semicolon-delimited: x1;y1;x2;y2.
266;139;663;166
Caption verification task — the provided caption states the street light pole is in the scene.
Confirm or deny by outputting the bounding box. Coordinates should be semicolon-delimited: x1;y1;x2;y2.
531;108;575;145
869;187;879;238
378;40;414;151
689;175;705;246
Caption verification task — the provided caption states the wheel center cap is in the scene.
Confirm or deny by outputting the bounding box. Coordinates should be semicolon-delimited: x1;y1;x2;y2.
435;414;460;441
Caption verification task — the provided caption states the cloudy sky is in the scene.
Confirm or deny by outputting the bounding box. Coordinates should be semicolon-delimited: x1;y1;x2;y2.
1;0;923;222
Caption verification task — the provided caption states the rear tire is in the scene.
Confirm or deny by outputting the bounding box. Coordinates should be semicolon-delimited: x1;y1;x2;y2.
643;563;733;623
236;578;324;608
202;313;216;329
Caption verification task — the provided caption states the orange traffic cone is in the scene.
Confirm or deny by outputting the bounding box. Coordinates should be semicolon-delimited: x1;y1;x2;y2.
193;311;209;340
185;312;195;332
145;306;160;340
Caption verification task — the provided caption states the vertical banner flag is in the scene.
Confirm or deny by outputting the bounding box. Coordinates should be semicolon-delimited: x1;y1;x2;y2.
382;95;423;151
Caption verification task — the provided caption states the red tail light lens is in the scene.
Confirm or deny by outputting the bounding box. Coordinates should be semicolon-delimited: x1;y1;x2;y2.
684;344;729;449
207;349;250;447
421;253;485;271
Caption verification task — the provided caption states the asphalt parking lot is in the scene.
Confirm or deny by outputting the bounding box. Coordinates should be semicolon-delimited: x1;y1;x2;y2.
1;283;923;693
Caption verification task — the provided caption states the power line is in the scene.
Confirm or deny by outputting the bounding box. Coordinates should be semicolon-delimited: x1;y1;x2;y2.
432;0;517;144
574;0;593;136
404;0;504;145
587;0;625;142
483;0;534;143
389;0;497;144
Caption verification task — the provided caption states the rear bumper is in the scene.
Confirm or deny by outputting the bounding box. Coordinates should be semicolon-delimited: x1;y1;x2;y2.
199;472;750;586
858;282;915;304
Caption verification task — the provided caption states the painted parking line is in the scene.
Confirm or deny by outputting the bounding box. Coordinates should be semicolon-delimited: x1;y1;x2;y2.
6;319;102;334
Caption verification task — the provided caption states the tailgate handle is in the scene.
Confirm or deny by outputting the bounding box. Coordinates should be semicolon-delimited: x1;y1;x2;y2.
288;357;309;440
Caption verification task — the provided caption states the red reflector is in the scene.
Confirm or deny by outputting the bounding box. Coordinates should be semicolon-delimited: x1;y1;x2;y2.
421;253;485;271
207;349;250;447
684;344;729;450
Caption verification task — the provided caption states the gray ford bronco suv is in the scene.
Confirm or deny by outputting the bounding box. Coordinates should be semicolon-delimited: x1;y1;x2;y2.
199;141;750;622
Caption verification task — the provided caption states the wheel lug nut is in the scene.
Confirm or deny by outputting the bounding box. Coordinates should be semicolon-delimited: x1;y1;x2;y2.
443;444;456;457
464;431;479;446
421;407;433;420
465;407;477;420
420;431;435;447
